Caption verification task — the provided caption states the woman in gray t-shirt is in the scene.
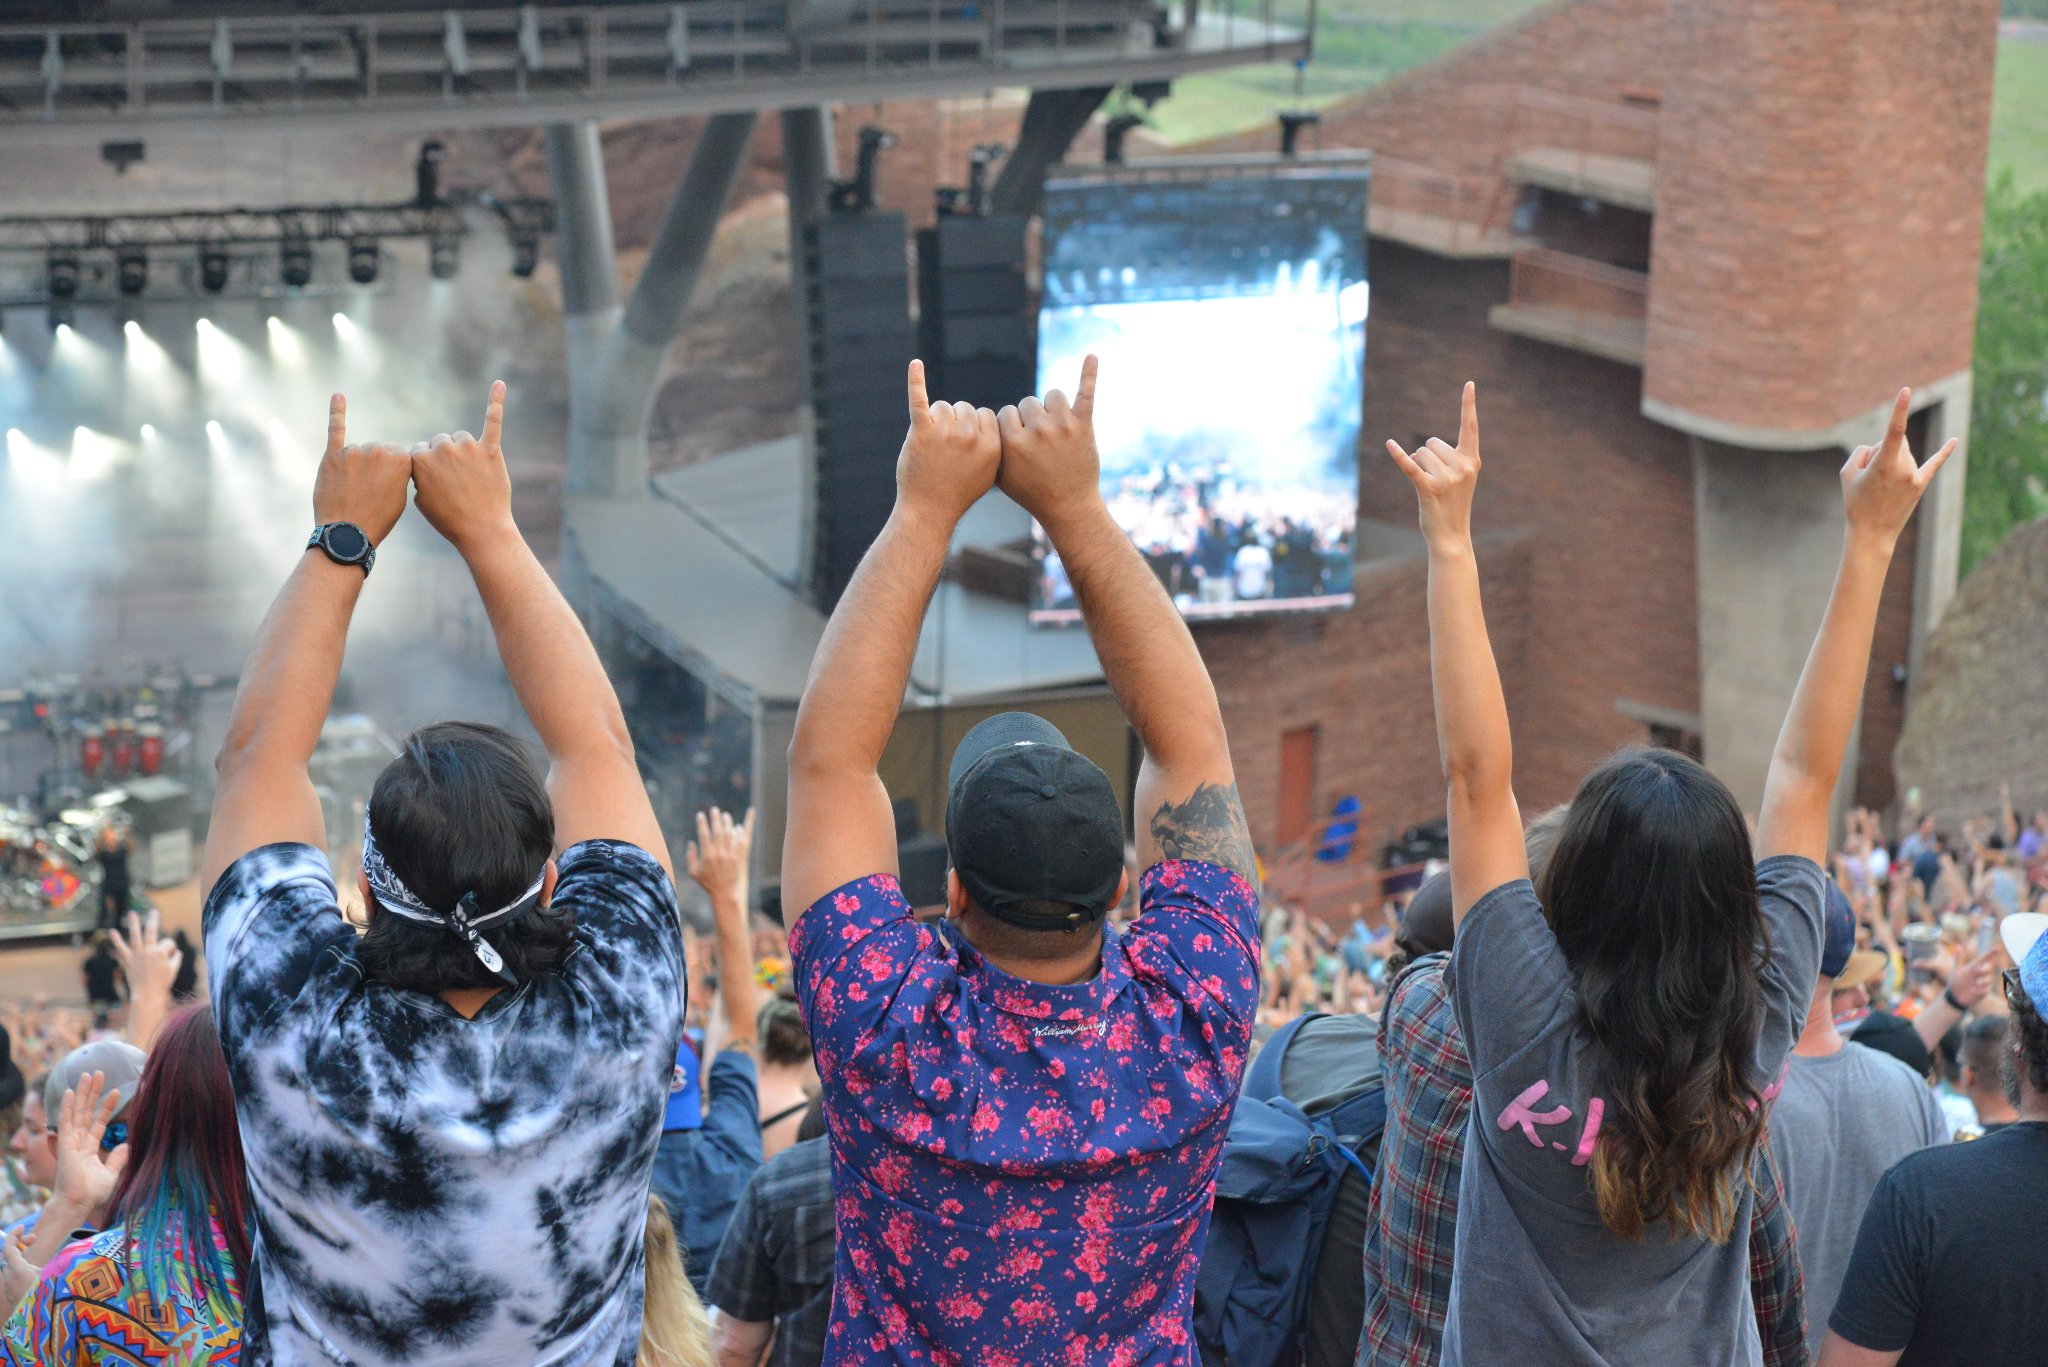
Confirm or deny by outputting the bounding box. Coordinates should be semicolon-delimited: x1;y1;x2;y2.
1384;384;1955;1365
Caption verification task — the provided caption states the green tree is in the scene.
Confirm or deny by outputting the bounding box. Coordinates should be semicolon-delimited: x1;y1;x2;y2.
1965;172;2048;574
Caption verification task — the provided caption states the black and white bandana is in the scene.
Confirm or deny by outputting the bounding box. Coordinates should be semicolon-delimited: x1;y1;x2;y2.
360;808;544;980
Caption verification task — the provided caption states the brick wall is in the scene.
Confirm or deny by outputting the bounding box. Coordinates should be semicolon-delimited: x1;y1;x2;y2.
1644;0;1999;436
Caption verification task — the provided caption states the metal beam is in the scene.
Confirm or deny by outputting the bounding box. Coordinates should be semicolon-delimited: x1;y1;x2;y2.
782;105;835;596
989;86;1113;219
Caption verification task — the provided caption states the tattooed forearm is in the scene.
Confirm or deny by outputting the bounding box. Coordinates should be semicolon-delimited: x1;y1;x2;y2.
1148;783;1259;890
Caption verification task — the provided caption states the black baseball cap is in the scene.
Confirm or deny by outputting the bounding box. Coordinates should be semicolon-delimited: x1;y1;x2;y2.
945;713;1124;932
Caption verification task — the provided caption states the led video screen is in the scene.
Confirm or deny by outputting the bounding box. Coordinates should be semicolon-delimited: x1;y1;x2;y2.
1033;165;1368;623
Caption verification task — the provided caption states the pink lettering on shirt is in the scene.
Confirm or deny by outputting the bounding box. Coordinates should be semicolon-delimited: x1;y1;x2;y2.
1570;1097;1604;1166
1497;1081;1573;1147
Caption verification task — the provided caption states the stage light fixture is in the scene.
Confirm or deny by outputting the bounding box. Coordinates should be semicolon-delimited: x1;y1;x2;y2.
139;423;156;441
429;234;461;281
116;247;149;297
199;245;231;293
509;231;540;279
46;253;81;300
280;236;315;289
48;303;73;332
124;320;142;340
347;237;381;286
205;420;224;441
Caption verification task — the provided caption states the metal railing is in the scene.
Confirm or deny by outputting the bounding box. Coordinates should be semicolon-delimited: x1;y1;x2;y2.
1506;245;1648;321
0;0;1311;135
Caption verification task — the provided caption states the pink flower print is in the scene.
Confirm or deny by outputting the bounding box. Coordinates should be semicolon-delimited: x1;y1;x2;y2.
1141;1096;1172;1125
1090;1098;1107;1121
871;1152;913;1195
997;1246;1045;1279
1027;1103;1072;1138
1075;1290;1097;1315
944;1246;971;1267
1011;1297;1056;1328
936;1291;985;1324
1047;1057;1067;1079
833;890;861;916
930;1076;954;1101
971;1101;1004;1137
882;1211;918;1265
938;1198;963;1217
892;1111;933;1145
1191;932;1213;953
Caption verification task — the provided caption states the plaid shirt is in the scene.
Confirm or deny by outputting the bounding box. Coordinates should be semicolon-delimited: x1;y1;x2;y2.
1360;954;1807;1366
706;1136;836;1367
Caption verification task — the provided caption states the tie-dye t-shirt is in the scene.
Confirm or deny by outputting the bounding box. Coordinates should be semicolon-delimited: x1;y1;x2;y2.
790;859;1260;1366
204;840;685;1367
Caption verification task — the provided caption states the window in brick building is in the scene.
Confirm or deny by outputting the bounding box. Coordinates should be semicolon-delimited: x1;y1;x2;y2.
1277;725;1321;847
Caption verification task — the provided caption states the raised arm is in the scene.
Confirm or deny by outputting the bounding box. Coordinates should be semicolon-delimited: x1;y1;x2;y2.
689;808;759;1052
1756;390;1956;864
201;395;411;895
410;384;670;875
781;363;1000;919
1386;383;1527;920
996;357;1253;886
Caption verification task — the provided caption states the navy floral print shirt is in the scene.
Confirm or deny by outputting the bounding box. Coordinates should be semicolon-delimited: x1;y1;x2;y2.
790;859;1260;1366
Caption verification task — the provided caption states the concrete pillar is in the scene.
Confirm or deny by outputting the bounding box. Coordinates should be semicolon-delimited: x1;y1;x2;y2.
553;112;759;497
989;86;1112;220
545;122;627;496
1909;377;1972;705
1692;440;1863;825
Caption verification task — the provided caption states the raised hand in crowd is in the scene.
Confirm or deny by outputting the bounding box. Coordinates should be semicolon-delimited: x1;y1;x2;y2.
1912;941;2002;1056
0;1230;34;1321
111;908;182;1051
1757;390;1955;866
999;356;1256;886
1385;382;1527;913
781;362;999;918
688;807;759;1055
25;1072;127;1267
200;394;412;893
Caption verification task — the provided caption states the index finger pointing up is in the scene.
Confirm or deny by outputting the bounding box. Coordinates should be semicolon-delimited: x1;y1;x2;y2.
482;380;506;450
1073;354;1099;420
1459;381;1479;455
326;393;347;456
1880;387;1912;464
908;359;931;424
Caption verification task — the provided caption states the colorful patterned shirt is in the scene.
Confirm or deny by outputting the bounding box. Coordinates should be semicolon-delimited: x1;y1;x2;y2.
1361;956;1808;1367
791;860;1261;1366
204;839;686;1367
0;1222;243;1365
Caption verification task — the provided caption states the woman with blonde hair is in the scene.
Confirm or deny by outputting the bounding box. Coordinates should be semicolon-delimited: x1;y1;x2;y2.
641;1194;712;1367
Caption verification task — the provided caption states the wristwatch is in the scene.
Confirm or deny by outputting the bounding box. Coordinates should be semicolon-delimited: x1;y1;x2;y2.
307;522;376;576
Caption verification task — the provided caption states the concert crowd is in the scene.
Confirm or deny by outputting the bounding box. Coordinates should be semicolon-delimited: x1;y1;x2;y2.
0;367;2036;1367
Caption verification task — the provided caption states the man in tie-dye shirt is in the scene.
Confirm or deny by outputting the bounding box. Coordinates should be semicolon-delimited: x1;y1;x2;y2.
782;359;1262;1365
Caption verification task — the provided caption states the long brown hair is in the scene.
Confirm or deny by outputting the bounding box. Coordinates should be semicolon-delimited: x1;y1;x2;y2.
1539;748;1768;1243
640;1195;712;1367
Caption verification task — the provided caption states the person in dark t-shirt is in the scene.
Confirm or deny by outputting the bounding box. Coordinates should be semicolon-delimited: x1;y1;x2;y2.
1818;910;2048;1367
81;938;123;1026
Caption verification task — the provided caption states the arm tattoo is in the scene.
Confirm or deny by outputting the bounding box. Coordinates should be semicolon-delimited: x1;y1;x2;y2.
1148;783;1259;891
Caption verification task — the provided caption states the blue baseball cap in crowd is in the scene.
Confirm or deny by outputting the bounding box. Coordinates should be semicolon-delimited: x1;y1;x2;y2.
663;1038;704;1132
2002;912;2048;1008
1821;882;1887;989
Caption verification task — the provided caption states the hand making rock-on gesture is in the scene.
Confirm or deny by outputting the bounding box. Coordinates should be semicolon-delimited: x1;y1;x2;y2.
998;354;1101;536
895;359;1001;525
1384;379;1481;551
314;392;413;544
1842;387;1958;546
411;380;519;555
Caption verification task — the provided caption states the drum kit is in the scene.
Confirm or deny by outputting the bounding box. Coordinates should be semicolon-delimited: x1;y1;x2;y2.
0;797;120;932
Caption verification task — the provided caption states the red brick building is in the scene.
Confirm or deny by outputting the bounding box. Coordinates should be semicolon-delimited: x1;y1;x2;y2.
1201;0;1999;861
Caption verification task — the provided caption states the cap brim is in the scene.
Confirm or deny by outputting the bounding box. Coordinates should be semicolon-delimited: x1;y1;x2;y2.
2003;912;2048;969
948;712;1073;793
1834;949;1888;992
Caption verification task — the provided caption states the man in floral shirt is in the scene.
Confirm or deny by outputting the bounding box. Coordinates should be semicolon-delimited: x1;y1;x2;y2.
782;360;1261;1365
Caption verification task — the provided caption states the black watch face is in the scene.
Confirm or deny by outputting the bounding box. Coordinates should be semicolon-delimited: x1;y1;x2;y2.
325;524;369;560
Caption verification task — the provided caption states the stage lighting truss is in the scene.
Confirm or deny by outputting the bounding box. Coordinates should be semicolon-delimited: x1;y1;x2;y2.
0;194;553;308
